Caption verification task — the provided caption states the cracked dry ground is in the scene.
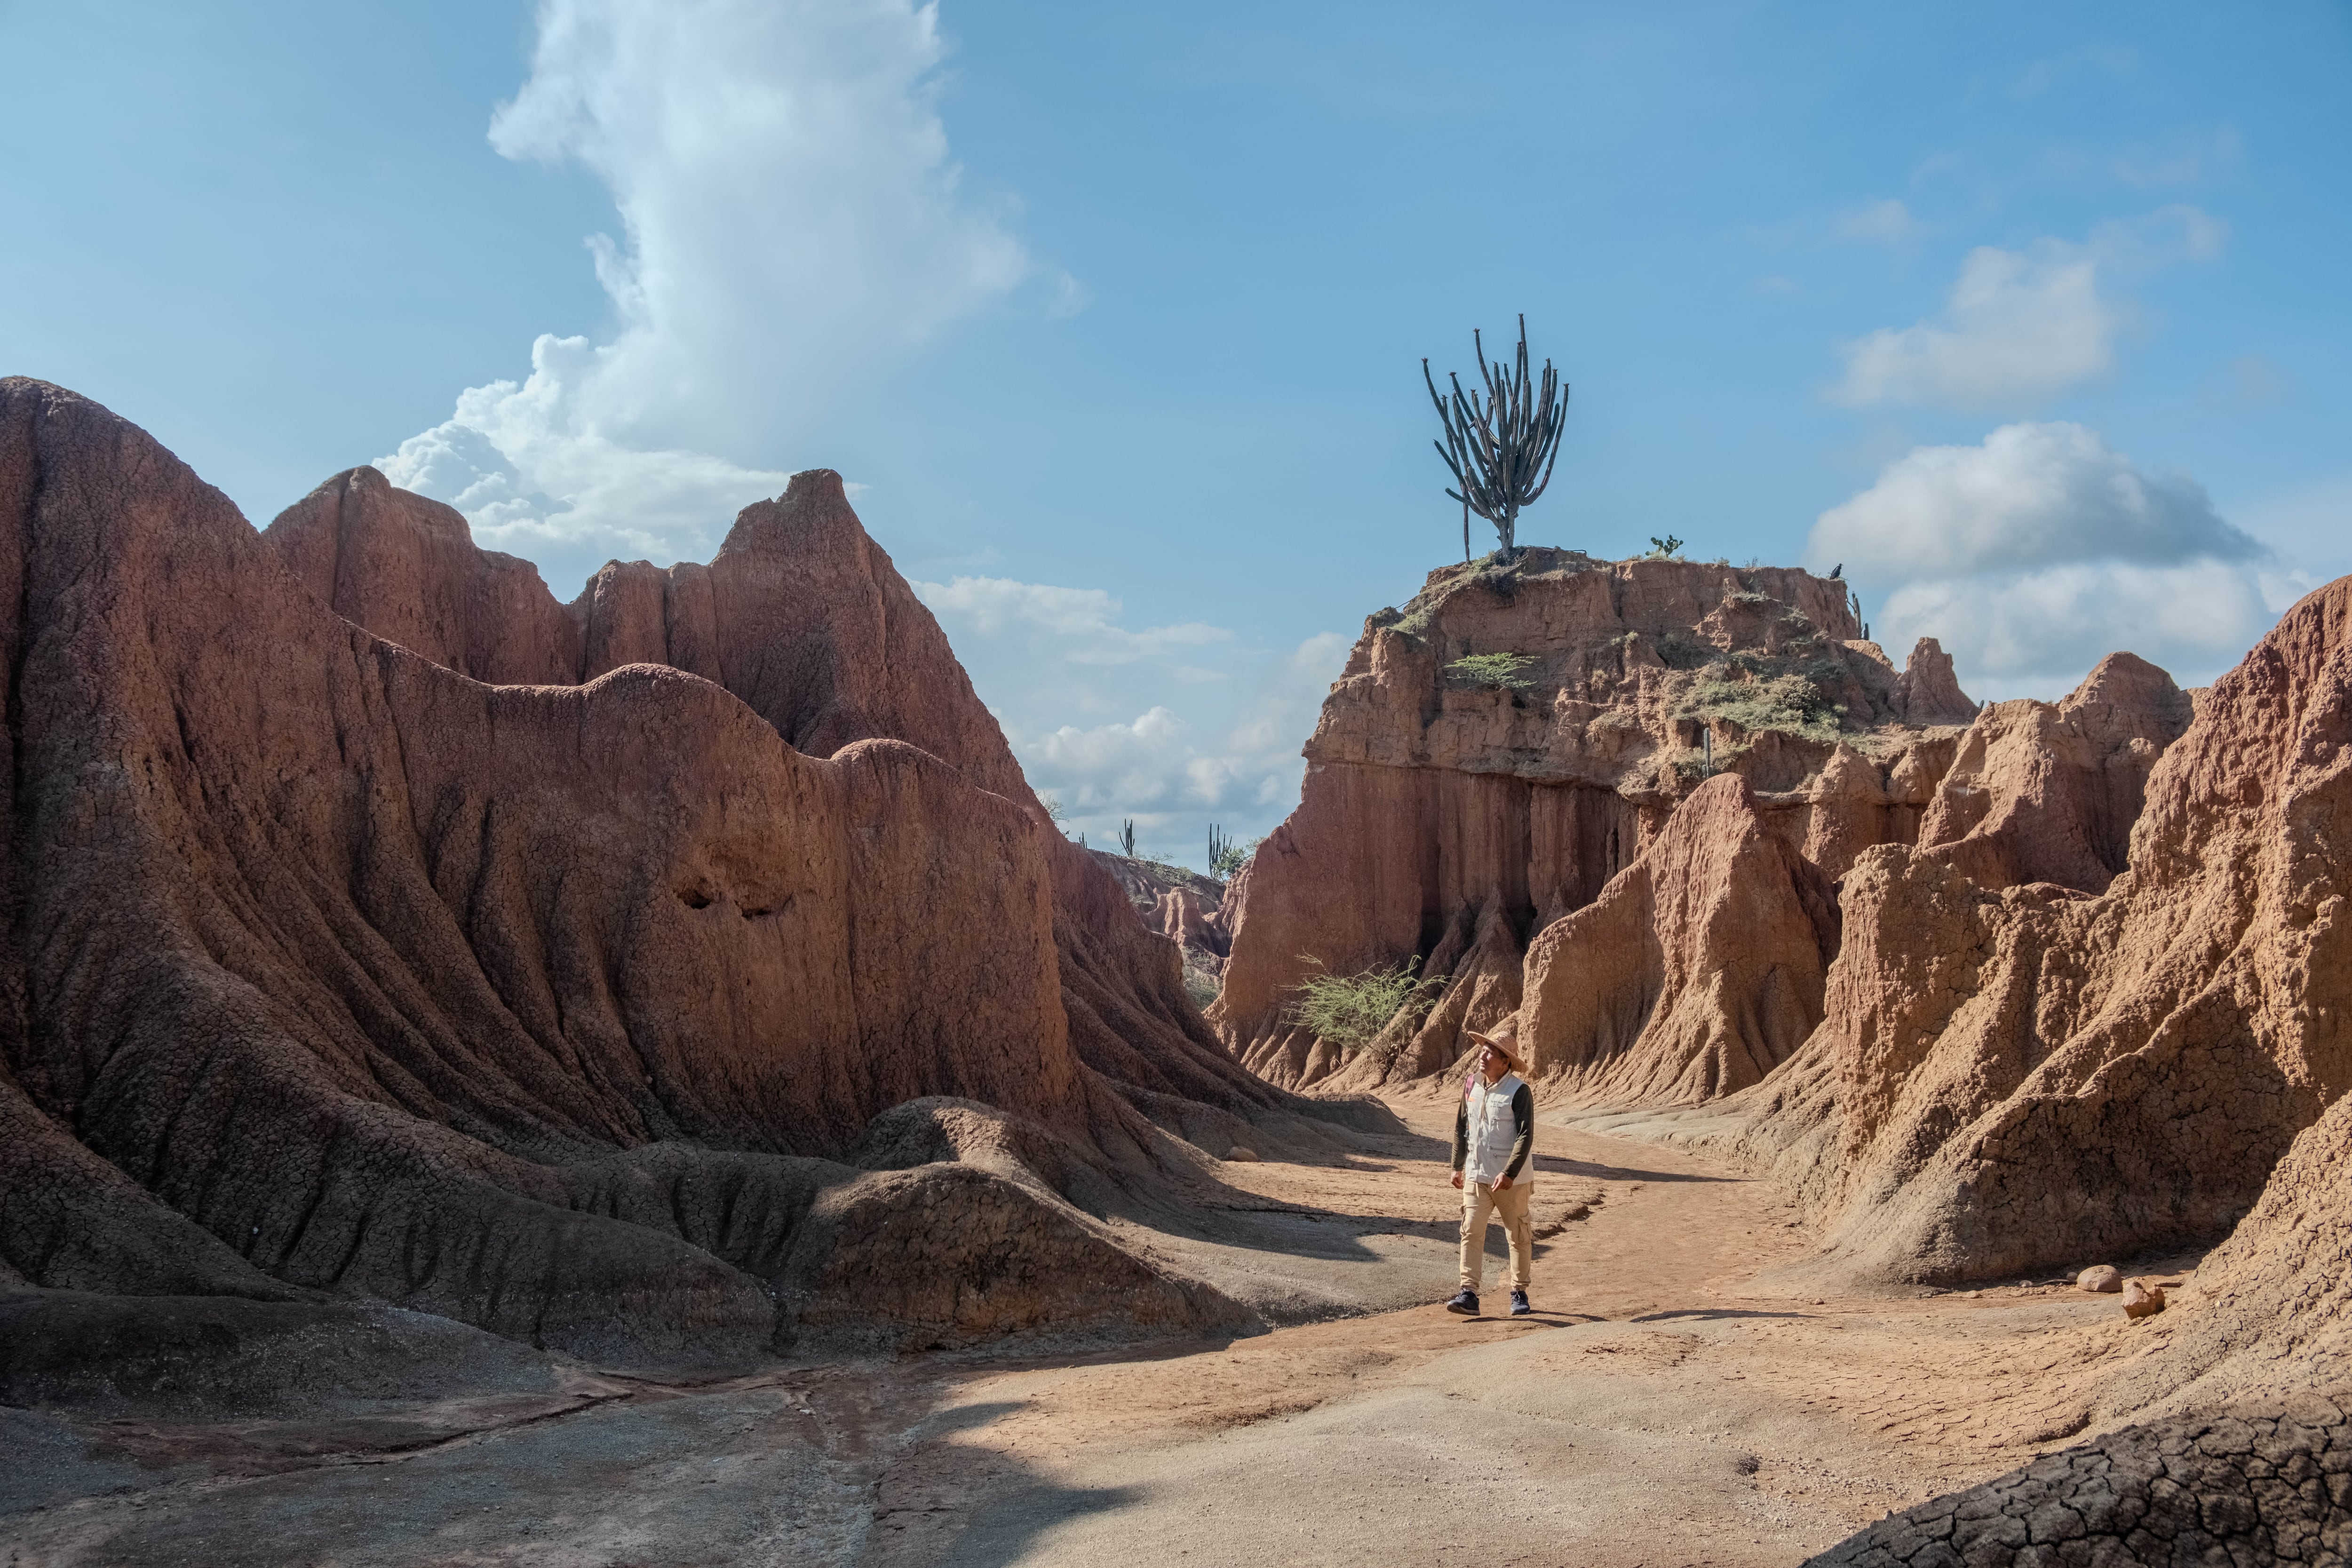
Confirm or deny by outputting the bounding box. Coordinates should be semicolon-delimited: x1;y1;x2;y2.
1;1099;2207;1568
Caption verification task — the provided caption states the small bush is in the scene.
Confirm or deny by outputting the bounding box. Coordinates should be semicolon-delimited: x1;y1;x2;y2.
1446;652;1536;690
1647;534;1685;558
1285;956;1445;1048
1039;793;1068;823
1677;668;1845;746
1208;833;1260;880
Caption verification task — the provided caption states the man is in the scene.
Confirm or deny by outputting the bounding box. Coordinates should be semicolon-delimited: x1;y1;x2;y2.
1445;1020;1535;1317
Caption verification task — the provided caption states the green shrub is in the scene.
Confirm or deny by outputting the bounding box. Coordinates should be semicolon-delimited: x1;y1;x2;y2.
1208;830;1260;880
1676;668;1846;746
1446;652;1536;690
1285;956;1445;1049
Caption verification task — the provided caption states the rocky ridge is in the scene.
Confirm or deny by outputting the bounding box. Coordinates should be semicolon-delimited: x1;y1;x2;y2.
1210;547;2006;1092
0;380;1375;1376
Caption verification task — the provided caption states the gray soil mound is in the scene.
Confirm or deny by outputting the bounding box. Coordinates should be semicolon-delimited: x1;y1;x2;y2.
1807;1393;2352;1567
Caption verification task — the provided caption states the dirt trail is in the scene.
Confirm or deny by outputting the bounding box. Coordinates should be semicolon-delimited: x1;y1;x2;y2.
1;1099;2199;1568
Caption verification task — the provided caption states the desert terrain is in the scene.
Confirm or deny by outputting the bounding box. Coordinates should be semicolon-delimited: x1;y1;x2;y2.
3;1095;2206;1567
7;378;2352;1566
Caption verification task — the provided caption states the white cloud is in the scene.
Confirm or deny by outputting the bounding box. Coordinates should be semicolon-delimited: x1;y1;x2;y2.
1009;632;1351;857
913;569;1347;858
1812;422;2258;580
1833;244;2113;410
381;0;1032;569
1812;422;2285;698
912;576;1230;665
1875;560;2289;698
1830;208;2223;412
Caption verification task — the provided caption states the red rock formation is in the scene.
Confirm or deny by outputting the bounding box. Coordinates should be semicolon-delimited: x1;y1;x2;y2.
268;465;1310;1137
1890;637;1979;726
1716;577;2352;1285
1519;775;1841;1105
1212;550;1963;1091
1211;547;2215;1118
2113;1091;2352;1414
1915;652;2193;894
0;379;1292;1363
267;467;578;684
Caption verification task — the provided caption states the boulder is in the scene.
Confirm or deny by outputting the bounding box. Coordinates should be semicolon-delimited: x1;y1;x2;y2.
2123;1280;2167;1319
1224;1147;1259;1163
2077;1265;2122;1293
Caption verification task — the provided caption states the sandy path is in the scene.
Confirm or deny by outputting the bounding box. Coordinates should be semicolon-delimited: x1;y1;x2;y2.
0;1100;2200;1567
857;1097;2201;1568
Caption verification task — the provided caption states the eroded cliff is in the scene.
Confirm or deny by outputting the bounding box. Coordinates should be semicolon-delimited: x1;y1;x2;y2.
0;380;1365;1371
1211;548;2002;1091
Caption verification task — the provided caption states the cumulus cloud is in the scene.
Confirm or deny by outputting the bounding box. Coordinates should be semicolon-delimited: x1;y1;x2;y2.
914;570;1347;859
1833;244;2113;410
381;0;1031;572
1830;208;2222;412
1007;633;1351;856
913;576;1231;666
1811;422;2292;698
1812;422;2258;580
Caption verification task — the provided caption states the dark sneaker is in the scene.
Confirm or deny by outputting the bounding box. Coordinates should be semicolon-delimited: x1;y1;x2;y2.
1444;1289;1479;1315
1510;1289;1531;1316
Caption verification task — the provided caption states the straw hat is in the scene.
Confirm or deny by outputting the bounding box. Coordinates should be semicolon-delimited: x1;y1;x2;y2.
1464;1018;1525;1074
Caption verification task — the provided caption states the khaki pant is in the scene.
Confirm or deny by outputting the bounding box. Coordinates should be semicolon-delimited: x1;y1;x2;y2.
1459;1178;1533;1291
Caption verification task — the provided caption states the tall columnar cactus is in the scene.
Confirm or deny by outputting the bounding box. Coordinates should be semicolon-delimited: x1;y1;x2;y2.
1119;819;1137;858
1423;315;1569;557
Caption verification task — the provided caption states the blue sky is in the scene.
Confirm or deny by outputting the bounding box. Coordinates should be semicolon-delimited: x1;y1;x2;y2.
5;1;2348;863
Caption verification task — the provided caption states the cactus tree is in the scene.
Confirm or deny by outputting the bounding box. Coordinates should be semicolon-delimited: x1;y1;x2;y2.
1423;315;1569;557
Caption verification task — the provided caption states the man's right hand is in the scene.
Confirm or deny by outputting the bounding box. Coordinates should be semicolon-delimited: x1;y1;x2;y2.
1450;1170;1464;1190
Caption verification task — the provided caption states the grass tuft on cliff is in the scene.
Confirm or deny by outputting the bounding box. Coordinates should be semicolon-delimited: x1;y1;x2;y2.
1446;652;1537;690
1676;666;1846;746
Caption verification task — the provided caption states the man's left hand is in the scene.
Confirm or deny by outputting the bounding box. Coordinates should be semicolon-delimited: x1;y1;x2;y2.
1493;1174;1514;1191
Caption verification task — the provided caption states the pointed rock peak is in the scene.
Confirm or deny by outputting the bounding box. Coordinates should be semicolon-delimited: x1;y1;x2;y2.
718;467;864;559
1894;636;1979;726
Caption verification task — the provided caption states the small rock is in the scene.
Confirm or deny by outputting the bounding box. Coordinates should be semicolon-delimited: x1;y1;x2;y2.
2078;1265;2123;1293
1225;1146;1259;1162
1965;1290;1983;1299
2122;1280;2167;1319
